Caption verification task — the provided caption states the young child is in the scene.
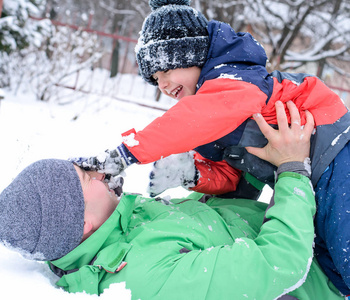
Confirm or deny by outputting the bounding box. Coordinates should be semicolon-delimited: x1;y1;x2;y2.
71;0;350;295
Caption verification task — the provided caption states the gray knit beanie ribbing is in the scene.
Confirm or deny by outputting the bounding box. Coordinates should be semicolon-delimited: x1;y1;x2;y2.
135;0;209;85
0;159;84;261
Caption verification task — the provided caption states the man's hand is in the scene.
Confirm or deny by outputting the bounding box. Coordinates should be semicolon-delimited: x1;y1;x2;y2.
246;101;314;167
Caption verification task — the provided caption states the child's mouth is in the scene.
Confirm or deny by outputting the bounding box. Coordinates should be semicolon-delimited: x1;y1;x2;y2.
170;86;183;99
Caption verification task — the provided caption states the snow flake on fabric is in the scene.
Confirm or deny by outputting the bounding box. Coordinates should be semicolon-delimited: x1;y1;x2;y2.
331;125;350;146
96;151;108;163
235;238;250;248
214;64;227;69
291;80;302;86
122;133;139;147
252;37;264;49
274;257;313;300
218;73;243;81
303;157;312;176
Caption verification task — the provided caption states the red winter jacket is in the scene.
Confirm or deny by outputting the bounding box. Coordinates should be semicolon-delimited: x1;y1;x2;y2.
122;75;348;194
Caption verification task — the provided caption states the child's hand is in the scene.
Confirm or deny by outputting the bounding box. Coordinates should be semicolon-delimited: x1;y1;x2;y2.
106;175;124;197
147;151;197;197
69;148;128;176
246;101;314;167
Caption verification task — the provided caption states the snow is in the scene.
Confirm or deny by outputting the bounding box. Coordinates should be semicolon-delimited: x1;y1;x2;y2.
0;73;272;298
218;73;243;80
303;157;311;176
235;238;250;248
214;63;227;69
331;125;350;146
122;132;139;147
275;257;313;300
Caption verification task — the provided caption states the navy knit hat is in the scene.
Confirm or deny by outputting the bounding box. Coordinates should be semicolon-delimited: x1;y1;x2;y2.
135;0;209;85
0;159;84;261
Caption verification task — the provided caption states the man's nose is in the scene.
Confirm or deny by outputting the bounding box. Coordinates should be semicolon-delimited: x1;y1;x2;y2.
94;172;105;181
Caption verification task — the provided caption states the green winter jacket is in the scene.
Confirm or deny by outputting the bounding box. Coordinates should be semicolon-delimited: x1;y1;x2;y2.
49;172;343;299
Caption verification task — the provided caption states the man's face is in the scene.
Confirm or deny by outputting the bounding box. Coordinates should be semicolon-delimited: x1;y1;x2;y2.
152;66;201;100
74;166;119;238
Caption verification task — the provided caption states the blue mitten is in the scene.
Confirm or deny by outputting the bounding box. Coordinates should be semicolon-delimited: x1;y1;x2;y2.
148;151;198;197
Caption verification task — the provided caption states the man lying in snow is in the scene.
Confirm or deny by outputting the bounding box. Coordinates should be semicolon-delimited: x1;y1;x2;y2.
0;103;344;299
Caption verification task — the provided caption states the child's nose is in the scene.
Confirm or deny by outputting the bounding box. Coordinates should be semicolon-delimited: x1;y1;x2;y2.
158;77;168;90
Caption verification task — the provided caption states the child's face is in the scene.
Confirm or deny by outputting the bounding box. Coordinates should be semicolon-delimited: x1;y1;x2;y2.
74;166;119;237
152;66;201;100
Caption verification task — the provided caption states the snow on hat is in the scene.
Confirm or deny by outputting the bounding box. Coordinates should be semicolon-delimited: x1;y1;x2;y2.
135;0;209;85
0;159;85;261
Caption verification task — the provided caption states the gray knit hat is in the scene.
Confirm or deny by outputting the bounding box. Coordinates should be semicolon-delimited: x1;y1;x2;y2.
0;159;84;261
135;0;209;85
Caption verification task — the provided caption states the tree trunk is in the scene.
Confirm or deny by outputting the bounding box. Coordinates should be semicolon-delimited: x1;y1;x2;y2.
110;41;119;78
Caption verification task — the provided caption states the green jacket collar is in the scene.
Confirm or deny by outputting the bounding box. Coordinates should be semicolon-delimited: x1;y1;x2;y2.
50;193;138;271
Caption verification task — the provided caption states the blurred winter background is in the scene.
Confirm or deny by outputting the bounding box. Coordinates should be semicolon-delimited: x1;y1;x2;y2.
0;0;349;299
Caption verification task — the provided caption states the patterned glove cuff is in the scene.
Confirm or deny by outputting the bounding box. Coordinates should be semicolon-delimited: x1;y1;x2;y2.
277;158;311;178
117;144;139;166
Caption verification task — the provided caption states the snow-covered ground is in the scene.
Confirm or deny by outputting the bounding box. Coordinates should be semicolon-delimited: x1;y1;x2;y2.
0;73;272;298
